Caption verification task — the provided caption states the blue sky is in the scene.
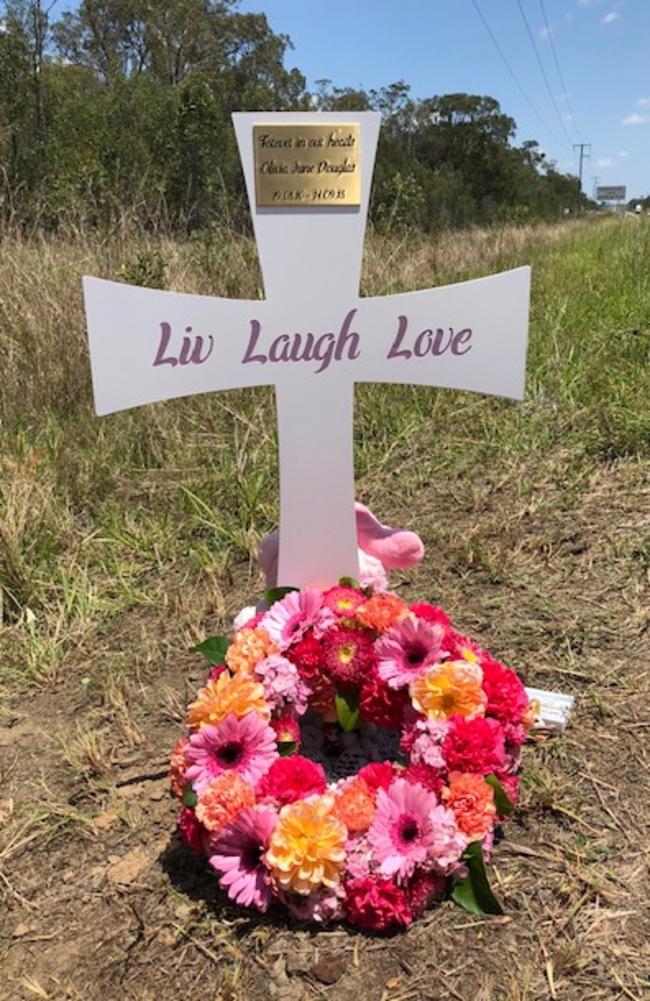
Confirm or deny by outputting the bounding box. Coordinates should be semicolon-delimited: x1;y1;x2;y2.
54;0;649;197
236;0;649;198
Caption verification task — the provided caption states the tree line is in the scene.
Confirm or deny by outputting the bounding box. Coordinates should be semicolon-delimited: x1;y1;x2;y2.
0;0;591;234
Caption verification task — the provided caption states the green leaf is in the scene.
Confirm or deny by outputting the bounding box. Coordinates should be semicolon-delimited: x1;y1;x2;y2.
191;635;230;664
278;740;297;757
335;689;360;732
338;576;361;590
451;841;503;916
182;785;197;807
264;586;298;606
485;774;515;815
450;876;484;915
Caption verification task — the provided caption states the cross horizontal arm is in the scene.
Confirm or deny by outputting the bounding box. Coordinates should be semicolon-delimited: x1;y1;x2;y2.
354;265;531;400
83;277;277;416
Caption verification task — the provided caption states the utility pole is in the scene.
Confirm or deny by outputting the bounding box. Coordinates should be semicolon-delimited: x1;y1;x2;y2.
573;143;591;191
591;175;600;200
573;143;591;215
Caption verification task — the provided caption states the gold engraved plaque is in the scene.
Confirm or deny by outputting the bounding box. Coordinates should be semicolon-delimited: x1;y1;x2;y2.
253;123;361;208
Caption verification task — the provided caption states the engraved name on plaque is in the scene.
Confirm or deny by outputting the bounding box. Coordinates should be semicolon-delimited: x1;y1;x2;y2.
253;123;360;207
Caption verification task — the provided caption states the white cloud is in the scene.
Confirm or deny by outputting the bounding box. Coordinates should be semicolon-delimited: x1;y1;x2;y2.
637;97;650;107
563;114;575;123
596;157;613;167
622;112;648;125
617;150;629;157
539;25;553;40
601;11;620;22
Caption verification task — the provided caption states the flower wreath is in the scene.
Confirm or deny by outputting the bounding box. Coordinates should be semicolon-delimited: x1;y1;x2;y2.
169;581;533;931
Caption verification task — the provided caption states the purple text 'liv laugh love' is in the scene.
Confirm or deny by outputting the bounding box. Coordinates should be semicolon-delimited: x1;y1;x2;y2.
153;308;473;374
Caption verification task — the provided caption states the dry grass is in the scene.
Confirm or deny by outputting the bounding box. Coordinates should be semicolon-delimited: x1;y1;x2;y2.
0;215;649;1000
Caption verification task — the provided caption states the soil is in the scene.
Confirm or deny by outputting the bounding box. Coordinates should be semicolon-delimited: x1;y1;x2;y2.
1;458;649;1001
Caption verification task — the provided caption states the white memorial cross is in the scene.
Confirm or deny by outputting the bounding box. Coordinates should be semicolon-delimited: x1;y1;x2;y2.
83;111;572;732
83;111;531;589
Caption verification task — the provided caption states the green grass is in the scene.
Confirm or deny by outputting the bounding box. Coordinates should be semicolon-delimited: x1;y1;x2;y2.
1;216;649;1001
0;216;648;686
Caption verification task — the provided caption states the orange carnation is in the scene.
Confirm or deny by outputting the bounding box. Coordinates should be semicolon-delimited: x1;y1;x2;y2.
186;671;270;730
169;737;189;799
443;772;496;839
195;772;255;833
356;594;409;633
225;627;277;674
333;777;375;833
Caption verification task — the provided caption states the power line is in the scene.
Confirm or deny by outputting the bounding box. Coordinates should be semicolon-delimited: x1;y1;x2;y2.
515;0;574;149
470;0;566;150
538;0;581;141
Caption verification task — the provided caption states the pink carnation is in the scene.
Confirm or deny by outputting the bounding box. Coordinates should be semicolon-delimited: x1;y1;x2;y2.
480;657;529;727
357;761;396;794
403;762;445;797
255;654;309;714
443;716;506;775
410;603;451;628
344;834;373;879
401;717;449;769
257;754;327;806
344;876;412;931
281;885;344;923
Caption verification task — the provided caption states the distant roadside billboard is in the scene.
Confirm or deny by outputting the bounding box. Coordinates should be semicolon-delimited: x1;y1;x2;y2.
596;185;626;201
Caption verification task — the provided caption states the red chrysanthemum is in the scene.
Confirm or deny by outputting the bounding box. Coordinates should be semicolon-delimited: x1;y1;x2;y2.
323;585;366;618
286;632;324;678
403;761;445;797
207;663;227;683
178;806;205;856
323;627;376;689
257;754;327;806
286;633;335;715
344;876;412;931
480;657;529;728
357;761;396;795
410;603;452;628
360;669;408;729
405;869;447;917
443;716;506;775
445;630;486;663
270;712;301;749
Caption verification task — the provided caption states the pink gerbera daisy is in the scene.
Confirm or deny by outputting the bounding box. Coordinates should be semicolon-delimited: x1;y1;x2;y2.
368;778;439;880
368;778;464;881
376;617;445;689
261;588;324;650
184;713;278;793
208;805;278;911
